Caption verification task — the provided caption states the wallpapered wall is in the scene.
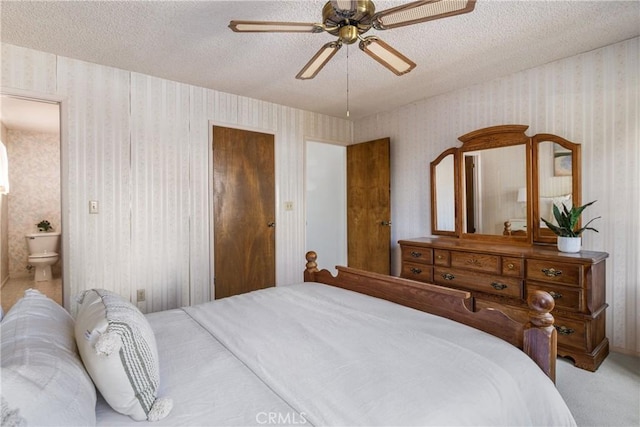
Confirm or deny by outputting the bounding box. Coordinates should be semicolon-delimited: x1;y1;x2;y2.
1;38;637;354
1;43;352;315
354;37;639;355
6;130;61;278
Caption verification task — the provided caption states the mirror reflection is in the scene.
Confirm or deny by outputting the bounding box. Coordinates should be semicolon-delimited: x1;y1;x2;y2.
462;145;527;235
433;153;455;232
537;141;573;229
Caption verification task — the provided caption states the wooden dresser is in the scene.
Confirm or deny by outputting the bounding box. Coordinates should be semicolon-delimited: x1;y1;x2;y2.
399;236;609;371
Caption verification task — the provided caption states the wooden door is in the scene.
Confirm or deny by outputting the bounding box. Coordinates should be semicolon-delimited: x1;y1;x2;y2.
347;138;391;274
213;126;275;299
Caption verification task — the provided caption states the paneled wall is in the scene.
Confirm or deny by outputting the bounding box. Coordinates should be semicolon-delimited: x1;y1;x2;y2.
354;37;639;355
1;43;352;314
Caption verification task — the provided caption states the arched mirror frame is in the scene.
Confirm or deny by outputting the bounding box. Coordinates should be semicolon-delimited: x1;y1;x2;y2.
430;148;459;236
430;125;581;245
532;134;582;244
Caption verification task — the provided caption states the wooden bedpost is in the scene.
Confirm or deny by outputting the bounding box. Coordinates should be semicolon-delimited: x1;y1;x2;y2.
304;251;319;282
524;290;557;383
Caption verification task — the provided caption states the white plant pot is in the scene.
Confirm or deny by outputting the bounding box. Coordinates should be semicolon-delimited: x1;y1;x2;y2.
557;236;581;253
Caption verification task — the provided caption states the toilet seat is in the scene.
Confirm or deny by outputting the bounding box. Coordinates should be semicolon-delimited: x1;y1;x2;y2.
28;252;59;259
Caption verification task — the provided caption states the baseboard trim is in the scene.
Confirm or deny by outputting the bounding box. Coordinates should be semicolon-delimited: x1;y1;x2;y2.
610;347;640;358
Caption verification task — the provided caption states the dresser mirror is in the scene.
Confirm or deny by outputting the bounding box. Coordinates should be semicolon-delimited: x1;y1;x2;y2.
430;148;458;235
532;134;582;244
462;144;528;237
430;125;581;245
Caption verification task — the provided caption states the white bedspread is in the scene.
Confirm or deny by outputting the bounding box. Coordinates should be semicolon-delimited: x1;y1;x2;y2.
97;283;576;426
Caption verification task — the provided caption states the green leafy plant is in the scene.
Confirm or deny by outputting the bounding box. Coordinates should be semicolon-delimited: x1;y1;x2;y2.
37;220;53;232
541;200;600;237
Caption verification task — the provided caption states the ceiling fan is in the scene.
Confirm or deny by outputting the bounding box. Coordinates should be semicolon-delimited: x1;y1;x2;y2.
229;0;476;80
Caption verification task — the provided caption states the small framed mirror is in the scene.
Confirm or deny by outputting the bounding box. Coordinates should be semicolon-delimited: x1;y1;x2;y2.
532;134;581;244
430;148;458;236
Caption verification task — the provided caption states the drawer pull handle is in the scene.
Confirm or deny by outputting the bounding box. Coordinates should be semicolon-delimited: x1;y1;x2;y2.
542;268;563;277
555;325;575;335
410;251;422;258
437;255;444;260
507;263;515;270
441;273;455;281
490;282;508;290
410;267;422;275
548;291;563;300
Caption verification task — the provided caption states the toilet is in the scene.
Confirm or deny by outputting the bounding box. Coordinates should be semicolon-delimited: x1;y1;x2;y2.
25;232;61;282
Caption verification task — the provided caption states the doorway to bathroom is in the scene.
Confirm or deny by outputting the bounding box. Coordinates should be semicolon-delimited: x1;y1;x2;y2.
0;94;63;314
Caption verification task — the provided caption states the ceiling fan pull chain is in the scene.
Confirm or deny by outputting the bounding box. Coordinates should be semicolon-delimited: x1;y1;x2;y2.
346;44;350;118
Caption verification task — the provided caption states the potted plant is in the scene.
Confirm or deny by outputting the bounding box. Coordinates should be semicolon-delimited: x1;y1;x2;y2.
541;200;600;253
36;220;53;232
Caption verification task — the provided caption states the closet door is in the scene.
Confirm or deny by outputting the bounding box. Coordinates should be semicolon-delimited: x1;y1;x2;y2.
212;126;275;299
347;137;391;275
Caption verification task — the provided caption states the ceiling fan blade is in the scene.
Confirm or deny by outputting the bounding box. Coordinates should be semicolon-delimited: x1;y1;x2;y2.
296;41;342;80
359;36;416;76
229;20;324;33
372;0;476;30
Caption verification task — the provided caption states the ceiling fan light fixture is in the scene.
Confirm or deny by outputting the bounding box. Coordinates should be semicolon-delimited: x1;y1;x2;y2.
359;36;416;76
296;41;342;80
339;25;359;44
229;0;476;80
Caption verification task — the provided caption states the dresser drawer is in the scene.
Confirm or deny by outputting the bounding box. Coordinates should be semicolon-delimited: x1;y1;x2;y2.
401;246;433;264
434;267;523;298
401;262;433;283
553;316;587;351
526;281;583;313
526;260;582;286
502;257;524;277
451;251;500;273
434;250;450;266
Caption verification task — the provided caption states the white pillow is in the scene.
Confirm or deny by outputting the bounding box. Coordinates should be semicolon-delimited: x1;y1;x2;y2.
74;289;172;421
0;289;96;426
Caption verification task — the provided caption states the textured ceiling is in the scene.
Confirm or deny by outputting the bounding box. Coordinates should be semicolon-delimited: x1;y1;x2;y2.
1;1;638;120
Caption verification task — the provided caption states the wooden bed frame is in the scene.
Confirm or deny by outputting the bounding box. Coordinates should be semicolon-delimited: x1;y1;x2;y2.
304;251;558;382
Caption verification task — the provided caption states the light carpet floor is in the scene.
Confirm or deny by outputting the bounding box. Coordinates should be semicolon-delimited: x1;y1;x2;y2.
556;352;640;427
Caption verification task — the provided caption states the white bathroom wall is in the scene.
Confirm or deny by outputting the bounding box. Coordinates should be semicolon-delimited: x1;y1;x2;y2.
1;43;353;314
354;37;640;355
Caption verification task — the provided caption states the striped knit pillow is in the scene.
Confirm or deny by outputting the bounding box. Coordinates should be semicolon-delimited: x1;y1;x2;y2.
75;289;172;421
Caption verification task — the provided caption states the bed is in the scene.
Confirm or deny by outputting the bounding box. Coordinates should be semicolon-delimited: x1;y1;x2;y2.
1;252;575;426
